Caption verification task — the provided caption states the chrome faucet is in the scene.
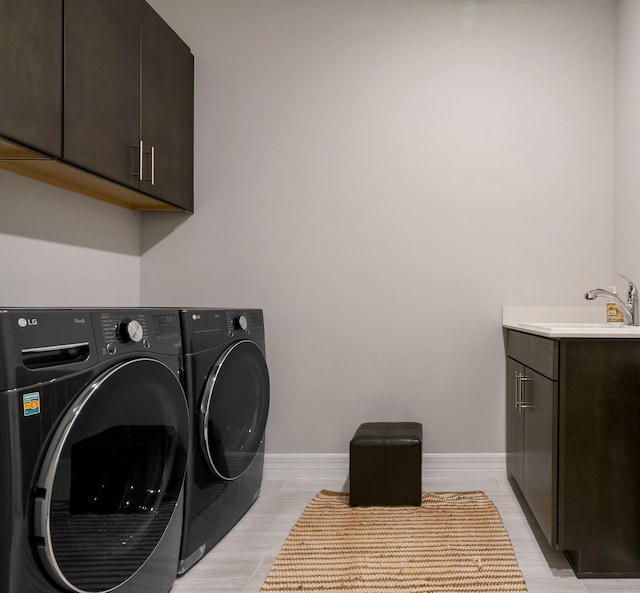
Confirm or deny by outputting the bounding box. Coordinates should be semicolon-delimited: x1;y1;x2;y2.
584;272;639;326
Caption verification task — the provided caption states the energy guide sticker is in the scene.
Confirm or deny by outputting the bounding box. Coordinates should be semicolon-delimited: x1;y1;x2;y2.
23;392;40;416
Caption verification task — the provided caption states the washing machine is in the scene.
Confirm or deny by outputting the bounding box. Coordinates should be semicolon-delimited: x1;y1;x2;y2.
178;308;270;574
0;308;189;593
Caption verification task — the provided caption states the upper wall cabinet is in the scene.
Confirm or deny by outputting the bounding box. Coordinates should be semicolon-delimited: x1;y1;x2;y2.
65;0;194;212
0;0;194;213
0;0;62;157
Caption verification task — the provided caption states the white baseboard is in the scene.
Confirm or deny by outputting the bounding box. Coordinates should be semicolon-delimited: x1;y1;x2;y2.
263;453;506;481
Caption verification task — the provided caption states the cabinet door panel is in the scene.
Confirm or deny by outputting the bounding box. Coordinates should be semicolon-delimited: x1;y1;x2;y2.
558;340;640;574
522;367;557;547
64;0;140;187
0;0;62;156
506;358;524;490
141;1;194;212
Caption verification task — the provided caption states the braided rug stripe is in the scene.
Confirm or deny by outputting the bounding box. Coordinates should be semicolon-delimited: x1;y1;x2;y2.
260;490;528;593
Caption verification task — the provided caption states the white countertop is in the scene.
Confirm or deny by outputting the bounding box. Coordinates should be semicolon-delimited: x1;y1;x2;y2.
502;306;640;338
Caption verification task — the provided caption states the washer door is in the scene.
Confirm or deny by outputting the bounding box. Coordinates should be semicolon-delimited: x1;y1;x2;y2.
34;358;189;593
200;340;270;480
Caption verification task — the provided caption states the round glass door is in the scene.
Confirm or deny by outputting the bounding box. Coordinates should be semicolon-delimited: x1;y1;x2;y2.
34;358;189;593
199;340;270;480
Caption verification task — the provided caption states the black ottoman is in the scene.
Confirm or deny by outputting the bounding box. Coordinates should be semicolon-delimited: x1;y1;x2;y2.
349;422;422;507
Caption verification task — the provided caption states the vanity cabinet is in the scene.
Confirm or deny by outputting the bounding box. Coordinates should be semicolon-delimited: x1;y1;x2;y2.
505;329;640;577
64;0;194;211
0;0;62;157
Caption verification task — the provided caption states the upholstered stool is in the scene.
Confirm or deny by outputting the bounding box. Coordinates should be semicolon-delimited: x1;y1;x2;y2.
349;421;422;507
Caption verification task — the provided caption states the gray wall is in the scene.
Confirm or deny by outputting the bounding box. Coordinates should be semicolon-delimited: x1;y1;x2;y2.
615;0;640;275
140;0;616;454
0;170;140;306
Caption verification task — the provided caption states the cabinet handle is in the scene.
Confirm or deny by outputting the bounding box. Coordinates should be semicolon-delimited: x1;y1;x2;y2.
137;141;156;185
139;140;144;182
151;145;155;186
515;371;521;410
519;375;533;409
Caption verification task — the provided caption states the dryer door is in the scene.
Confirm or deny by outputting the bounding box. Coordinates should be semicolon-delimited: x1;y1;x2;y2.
200;340;270;480
33;358;189;593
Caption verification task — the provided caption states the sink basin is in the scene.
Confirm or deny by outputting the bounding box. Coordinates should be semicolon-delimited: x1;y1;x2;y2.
520;322;626;329
516;322;640;337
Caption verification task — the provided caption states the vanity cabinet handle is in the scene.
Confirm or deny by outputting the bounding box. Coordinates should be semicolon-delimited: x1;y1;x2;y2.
519;375;533;410
515;371;533;412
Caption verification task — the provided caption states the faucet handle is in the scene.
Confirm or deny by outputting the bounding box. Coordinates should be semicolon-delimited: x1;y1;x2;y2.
616;272;637;300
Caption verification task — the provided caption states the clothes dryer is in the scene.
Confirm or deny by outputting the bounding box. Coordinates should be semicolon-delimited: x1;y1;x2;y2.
178;308;270;574
0;308;189;593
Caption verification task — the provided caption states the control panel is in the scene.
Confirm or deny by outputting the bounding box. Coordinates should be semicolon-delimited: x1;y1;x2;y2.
0;308;184;390
228;313;249;334
98;312;149;356
93;310;182;358
180;308;264;353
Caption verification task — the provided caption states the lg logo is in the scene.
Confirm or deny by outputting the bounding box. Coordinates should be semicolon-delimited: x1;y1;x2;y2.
17;318;38;328
192;314;201;320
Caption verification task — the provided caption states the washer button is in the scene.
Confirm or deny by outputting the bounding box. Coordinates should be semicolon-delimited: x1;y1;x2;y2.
234;315;248;331
106;342;117;355
142;338;150;349
119;319;144;343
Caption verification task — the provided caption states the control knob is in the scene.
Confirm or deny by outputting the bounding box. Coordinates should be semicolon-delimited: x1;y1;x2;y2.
118;319;144;343
233;315;248;331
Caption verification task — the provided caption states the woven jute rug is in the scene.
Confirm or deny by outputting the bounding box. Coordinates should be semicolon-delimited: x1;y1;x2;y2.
260;490;528;593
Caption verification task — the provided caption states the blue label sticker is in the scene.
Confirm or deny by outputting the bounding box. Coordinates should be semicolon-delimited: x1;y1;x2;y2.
23;392;40;416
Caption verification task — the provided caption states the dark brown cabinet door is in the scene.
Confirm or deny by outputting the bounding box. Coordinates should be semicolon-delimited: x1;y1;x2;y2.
64;0;141;188
506;357;524;490
558;340;640;576
0;0;62;156
521;367;557;547
141;2;194;212
505;331;558;548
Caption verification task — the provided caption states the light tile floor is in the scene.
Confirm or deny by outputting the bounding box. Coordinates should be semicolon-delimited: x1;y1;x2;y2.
171;476;640;593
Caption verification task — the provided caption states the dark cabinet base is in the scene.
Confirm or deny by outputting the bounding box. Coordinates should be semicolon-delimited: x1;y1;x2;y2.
509;475;640;579
565;549;640;579
506;330;640;579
